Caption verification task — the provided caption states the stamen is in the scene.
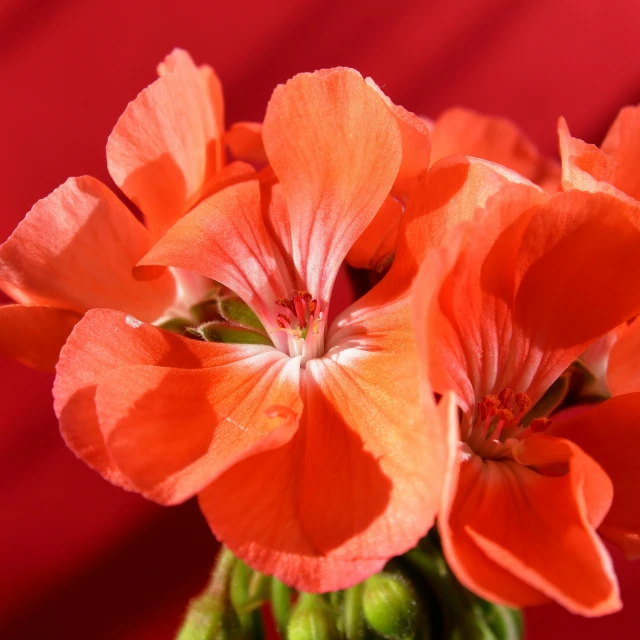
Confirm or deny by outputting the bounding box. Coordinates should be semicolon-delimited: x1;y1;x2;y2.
515;392;531;413
495;408;514;422
469;387;553;458
272;292;325;363
276;313;290;329
498;387;514;408
275;297;295;312
530;417;552;433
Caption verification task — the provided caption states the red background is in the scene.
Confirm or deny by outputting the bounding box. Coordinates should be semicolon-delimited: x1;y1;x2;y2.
1;0;639;637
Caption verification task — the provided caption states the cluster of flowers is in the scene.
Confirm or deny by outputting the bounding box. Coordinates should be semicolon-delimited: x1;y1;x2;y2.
1;50;639;621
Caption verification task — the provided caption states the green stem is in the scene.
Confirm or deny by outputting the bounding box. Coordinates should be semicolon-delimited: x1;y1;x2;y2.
175;548;236;640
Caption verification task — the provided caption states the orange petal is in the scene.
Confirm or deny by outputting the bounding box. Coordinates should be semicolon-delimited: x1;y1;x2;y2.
107;49;222;240
198;159;257;202
53;309;221;488
0;176;176;321
345;196;402;271
608;319;640;395
412;183;640;410
198;63;225;153
260;181;298;291
262;68;402;306
366;78;431;200
411;179;547;410
431;108;559;191
0;304;81;372
601;105;640;200
441;433;619;615
389;155;537;299
140;178;289;348
225;122;267;166
558;117;618;192
549;394;640;558
201;294;451;592
97;350;301;505
513;189;640;401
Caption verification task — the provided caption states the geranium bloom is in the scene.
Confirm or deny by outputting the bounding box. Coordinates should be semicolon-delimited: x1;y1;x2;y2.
0;49;241;372
411;172;640;614
53;68;450;592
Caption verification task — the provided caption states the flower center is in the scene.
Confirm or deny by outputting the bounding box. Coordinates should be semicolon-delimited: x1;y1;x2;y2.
274;291;325;364
464;387;552;459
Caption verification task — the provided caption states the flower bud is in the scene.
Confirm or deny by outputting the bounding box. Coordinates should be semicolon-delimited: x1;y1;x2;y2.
157;317;193;335
288;593;341;640
362;573;418;639
219;296;265;333
192;321;272;345
475;600;523;640
213;608;244;640
270;578;292;636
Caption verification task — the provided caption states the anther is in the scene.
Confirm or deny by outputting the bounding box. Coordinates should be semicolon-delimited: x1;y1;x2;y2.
276;314;290;329
530;417;552;433
275;297;294;312
495;408;514;422
498;387;514;408
515;392;531;413
483;395;501;411
309;299;317;316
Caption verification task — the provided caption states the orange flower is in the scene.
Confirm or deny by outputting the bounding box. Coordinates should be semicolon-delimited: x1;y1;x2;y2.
52;68;451;592
411;170;640;614
0;49;244;372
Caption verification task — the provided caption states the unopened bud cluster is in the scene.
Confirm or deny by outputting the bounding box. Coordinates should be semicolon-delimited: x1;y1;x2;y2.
176;534;522;639
160;282;271;345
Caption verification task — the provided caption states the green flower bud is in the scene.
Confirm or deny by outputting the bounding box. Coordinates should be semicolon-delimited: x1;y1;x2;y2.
475;601;523;640
191;298;225;324
362;573;418;639
219;297;266;333
192;321;273;346
270;578;293;637
213;608;244;640
158;317;193;336
288;593;341;640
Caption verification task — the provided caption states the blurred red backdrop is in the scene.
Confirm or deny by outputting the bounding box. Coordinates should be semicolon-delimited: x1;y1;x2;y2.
1;0;639;638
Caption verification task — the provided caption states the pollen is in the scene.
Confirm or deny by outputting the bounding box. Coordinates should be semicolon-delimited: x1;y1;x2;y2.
515;392;531;413
498;387;514;407
529;417;552;433
468;386;548;457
